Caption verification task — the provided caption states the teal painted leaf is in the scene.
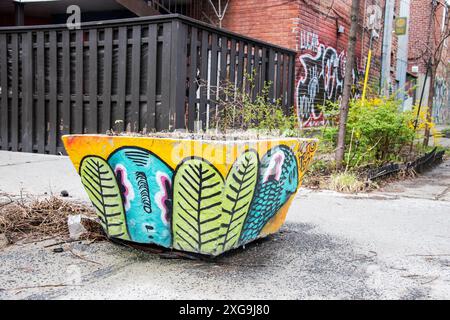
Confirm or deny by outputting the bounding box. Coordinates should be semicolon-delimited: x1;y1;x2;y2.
172;158;224;255
239;145;299;244
219;150;259;251
79;156;130;240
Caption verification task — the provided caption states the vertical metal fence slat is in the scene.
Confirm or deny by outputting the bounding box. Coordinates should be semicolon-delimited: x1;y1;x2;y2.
187;26;198;132
48;31;57;154
279;53;284;106
199;30;208;130
88;29;98;133
247;44;255;98
21;32;33;153
74;30;83;134
62;30;70;137
275;52;281;101
236;41;244;91
261;47;267;90
219;36;227;103
268;48;275;101
36;31;45;153
0;34;8;150
102;28;112;133
209;33;219;127
246;43;253;81
170;20;187;130
10;34;19;151
229;39;236;87
282;54;288;108
131;25;141;131
284;54;290;106
219;37;227;83
253;46;261;100
117;27;127;132
159;23;172;131
287;54;295;110
146;24;157;131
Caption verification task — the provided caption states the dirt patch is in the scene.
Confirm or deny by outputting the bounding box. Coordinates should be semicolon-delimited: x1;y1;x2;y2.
0;196;104;244
104;129;310;141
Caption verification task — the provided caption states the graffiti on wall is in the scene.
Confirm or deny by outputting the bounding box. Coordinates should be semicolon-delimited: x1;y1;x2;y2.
296;32;361;127
300;30;320;53
433;78;450;125
64;136;318;256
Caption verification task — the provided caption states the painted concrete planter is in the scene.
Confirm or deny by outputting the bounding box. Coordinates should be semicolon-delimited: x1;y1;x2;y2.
63;135;318;256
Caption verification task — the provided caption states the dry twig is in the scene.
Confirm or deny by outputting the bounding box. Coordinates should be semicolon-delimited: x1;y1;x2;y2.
0;196;101;243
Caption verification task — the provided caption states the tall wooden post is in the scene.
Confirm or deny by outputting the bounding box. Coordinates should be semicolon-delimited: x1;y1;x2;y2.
335;0;360;169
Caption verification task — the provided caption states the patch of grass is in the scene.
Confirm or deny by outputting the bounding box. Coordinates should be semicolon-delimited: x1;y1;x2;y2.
329;172;365;193
441;127;450;137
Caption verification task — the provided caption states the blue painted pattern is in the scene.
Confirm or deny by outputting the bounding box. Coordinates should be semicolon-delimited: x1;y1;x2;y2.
108;147;173;247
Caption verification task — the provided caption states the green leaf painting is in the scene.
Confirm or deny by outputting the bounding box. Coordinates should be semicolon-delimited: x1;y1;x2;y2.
219;150;259;251
172;158;224;255
79;156;130;240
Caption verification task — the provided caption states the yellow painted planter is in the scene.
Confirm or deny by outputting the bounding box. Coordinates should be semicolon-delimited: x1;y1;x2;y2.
63;135;318;256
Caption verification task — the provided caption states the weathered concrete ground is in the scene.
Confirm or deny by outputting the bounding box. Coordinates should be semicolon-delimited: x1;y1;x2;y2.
0;151;449;300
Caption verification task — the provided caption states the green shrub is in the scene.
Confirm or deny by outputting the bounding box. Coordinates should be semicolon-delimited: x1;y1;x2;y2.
210;75;298;135
317;97;419;169
344;97;415;166
442;127;450;136
322;126;338;147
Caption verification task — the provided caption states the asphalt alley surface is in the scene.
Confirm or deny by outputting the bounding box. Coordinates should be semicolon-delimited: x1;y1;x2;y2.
0;151;449;299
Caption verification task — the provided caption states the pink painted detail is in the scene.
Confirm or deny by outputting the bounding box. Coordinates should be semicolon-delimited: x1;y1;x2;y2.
114;164;135;211
155;172;172;226
263;151;285;183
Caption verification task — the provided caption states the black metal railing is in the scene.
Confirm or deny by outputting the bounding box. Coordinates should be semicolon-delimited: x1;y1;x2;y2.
0;14;296;154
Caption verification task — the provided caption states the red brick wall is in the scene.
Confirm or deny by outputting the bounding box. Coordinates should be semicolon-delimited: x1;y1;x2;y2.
221;0;300;50
408;0;450;124
220;0;395;125
221;0;391;126
408;0;434;75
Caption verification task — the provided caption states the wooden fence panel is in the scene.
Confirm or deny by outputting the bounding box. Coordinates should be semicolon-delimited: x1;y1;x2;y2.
130;25;141;131
102;28;113;134
198;30;209;130
36;31;46;153
236;41;245;92
229;39;236;87
48;31;58;154
145;24;158;131
0;15;296;154
208;33;219;128
0;34;8;150
117;26;127;132
187;26;198;132
88;29;98;134
170;20;187;130
159;22;172;131
62;30;71;138
22;32;33;153
74;30;83;134
10;33;19;152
